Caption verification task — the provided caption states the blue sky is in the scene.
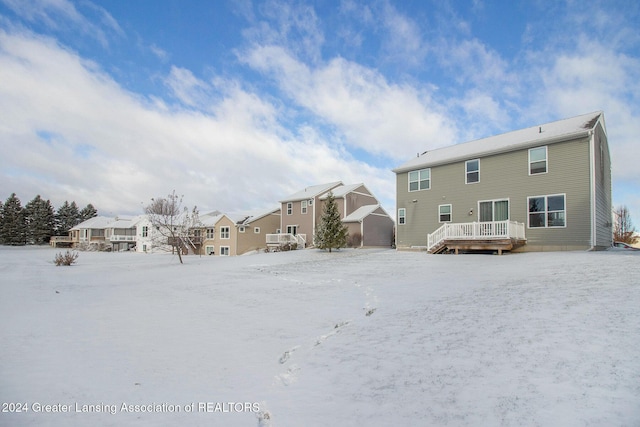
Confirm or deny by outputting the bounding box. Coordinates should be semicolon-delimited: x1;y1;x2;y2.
0;0;638;225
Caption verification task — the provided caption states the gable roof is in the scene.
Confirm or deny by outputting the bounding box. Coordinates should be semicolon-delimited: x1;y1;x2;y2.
319;183;363;199
342;205;383;222
393;111;604;173
70;216;133;230
279;181;343;202
232;207;281;226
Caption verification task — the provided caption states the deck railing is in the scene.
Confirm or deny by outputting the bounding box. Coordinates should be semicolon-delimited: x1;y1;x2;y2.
427;221;525;252
266;233;307;248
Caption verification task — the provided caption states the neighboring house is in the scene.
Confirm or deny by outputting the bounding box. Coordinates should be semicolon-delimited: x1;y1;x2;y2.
197;211;238;256
53;216;137;251
393;111;612;253
274;181;394;248
319;183;394;247
277;181;343;248
234;208;281;254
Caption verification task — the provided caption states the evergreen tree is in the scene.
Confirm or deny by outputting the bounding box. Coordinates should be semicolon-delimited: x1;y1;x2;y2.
55;201;81;235
79;203;98;221
24;195;56;245
1;193;26;245
314;191;348;252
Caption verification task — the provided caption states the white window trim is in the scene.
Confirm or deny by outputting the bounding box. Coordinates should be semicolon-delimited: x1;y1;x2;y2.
477;198;511;222
527;193;567;228
465;159;480;184
286;202;293;215
438;204;452;223
220;246;230;256
408;168;431;192
254;227;260;234
398;208;406;225
301;200;307;214
205;245;215;255
239;226;245;233
220;226;230;239
528;146;548;175
206;228;215;239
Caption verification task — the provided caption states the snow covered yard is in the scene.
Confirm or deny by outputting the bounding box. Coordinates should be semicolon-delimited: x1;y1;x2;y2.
1;246;638;427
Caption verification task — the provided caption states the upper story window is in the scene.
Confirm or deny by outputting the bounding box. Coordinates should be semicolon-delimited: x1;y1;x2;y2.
301;200;308;214
206;228;215;239
286;202;292;215
254;227;260;234
409;168;430;191
528;194;565;228
142;226;148;237
220;226;230;239
398;208;406;225
466;159;480;184
529;146;547;175
238;226;245;233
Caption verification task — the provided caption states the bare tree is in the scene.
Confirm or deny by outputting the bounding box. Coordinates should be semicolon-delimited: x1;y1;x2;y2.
613;205;637;244
144;191;201;264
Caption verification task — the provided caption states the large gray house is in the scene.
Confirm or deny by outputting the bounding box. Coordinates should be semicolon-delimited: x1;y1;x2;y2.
393;111;612;253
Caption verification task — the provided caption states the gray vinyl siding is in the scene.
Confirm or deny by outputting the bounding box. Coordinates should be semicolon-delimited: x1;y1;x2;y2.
396;136;594;250
362;210;394;247
593;123;613;248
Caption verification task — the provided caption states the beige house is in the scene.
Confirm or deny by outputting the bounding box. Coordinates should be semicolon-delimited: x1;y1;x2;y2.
274;181;394;248
393;111;612;253
198;212;238;256
50;216;137;251
234;208;281;254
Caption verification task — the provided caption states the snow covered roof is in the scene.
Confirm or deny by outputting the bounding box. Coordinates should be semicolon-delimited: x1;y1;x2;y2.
231;207;281;225
319;183;363;199
279;181;343;202
70;216;133;230
393;111;604;173
199;212;226;227
342;205;382;222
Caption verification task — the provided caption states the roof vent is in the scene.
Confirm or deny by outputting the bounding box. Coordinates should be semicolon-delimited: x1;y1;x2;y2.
539;126;542;133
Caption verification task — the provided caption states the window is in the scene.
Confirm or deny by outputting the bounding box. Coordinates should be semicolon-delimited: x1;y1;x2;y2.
239;226;245;233
466;159;480;184
529;146;547;175
287;202;292;215
220;226;230;239
409;168;430;191
142;226;148;237
286;225;297;235
479;200;509;222
206;228;215;239
398;208;406;225
439;204;452;222
301;200;307;214
528;194;565;228
254;227;260;234
206;246;215;255
142;244;147;252
220;246;230;256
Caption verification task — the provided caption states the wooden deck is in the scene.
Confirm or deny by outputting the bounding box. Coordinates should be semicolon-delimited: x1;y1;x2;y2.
427;221;526;255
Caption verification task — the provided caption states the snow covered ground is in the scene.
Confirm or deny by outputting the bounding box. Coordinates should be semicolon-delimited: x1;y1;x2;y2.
1;246;639;426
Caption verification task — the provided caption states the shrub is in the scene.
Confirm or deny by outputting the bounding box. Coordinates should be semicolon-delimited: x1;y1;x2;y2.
54;250;79;266
347;232;362;248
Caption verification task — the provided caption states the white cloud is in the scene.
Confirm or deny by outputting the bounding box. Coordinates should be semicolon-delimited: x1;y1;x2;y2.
0;28;396;216
242;44;458;160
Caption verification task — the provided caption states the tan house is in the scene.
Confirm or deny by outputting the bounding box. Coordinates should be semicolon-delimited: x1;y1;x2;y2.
277;181;343;248
234;208;281;254
273;181;394;248
50;216;137;251
198;212;238;256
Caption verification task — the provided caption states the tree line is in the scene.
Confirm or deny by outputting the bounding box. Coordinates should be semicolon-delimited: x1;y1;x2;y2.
0;193;98;246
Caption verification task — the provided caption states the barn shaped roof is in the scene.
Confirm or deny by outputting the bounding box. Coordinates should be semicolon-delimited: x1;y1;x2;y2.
393;111;604;173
